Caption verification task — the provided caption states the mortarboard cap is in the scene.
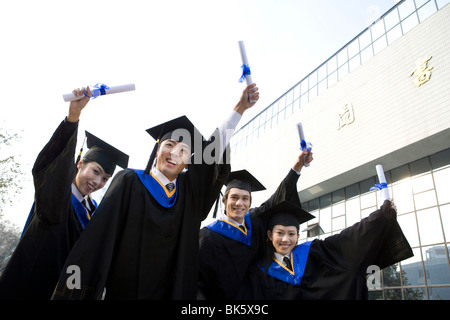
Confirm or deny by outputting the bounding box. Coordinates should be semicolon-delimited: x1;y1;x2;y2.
83;131;129;175
263;200;315;231
224;169;266;193
144;115;204;173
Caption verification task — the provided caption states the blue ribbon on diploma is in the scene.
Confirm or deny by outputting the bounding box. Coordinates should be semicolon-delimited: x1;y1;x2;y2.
370;182;388;191
300;139;313;152
239;64;251;82
83;83;110;99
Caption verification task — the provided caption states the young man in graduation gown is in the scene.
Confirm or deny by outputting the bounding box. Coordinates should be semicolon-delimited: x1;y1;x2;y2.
51;84;260;300
197;150;313;300
0;88;129;299
239;199;414;300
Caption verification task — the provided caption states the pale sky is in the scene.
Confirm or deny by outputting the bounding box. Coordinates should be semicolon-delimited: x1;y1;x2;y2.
0;0;398;227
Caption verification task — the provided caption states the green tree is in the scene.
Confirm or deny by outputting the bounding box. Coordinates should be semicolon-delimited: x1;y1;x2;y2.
0;124;24;275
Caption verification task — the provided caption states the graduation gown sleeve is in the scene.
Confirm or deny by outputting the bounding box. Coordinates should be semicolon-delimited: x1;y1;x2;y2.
32;118;79;225
0;119;81;299
242;200;413;300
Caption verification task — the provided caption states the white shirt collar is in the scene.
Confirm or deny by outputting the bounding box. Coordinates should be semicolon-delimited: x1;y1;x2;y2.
71;183;93;210
274;252;291;265
71;183;84;202
221;212;246;228
150;166;177;186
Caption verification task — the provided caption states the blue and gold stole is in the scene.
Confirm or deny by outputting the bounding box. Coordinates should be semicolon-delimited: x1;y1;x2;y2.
259;241;312;286
206;212;252;246
71;194;98;230
133;169;177;208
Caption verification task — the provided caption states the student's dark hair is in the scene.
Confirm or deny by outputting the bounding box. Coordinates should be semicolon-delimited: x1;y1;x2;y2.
74;158;95;176
261;224;300;275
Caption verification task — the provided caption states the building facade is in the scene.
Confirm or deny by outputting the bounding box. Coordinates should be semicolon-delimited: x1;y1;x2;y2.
227;0;450;299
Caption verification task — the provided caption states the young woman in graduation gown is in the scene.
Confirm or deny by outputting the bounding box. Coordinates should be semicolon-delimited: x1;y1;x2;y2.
51;84;260;300
197;151;313;300
0;88;129;299
238;199;414;300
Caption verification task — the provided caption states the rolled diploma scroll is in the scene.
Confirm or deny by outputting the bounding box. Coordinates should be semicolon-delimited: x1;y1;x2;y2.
238;40;256;102
297;122;310;167
63;83;135;102
375;164;391;201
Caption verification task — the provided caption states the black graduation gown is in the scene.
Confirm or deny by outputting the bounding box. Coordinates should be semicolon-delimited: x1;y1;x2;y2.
198;169;302;300
0;119;87;299
239;200;414;300
51;138;231;300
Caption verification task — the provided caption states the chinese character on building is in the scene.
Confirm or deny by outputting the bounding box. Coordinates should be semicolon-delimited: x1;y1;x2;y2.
409;55;433;87
338;103;355;130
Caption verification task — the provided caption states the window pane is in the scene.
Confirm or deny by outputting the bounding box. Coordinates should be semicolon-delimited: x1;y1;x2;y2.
403;287;426;300
332;202;345;218
332;188;345;203
383;263;402;287
361;206;376;219
428;286;450;300
320;206;332;234
439;204;450;240
318;64;327;81
401;247;425;286
387;24;403;45
430;148;450;169
397;212;420;247
359;31;372;50
349;54;361;72
417;1;437;23
328;71;338;87
370;19;386;40
361;192;376;209
337;49;348;67
433;167;450;204
416;207;444;245
410;157;430;176
347;39;359;58
422;245;450;285
346;198;360;226
401;12;419;34
412;173;434;194
384;8;400;30
373;35;387;55
361;45;374;64
437;0;450;9
338;62;349;80
333;215;345;231
309;71;317;87
327;56;337;74
392;180;415;214
414;190;437;210
398;0;416;20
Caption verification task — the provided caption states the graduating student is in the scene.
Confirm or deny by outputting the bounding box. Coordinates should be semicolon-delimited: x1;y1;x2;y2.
198;150;313;300
0;88;129;299
239;199;414;300
51;84;259;300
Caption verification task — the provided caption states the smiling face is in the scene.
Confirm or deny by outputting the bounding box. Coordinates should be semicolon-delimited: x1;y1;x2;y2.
224;188;251;224
155;139;191;181
74;160;111;196
267;225;300;256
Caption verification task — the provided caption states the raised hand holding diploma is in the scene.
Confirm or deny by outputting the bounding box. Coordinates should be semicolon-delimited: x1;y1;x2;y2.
238;40;257;103
63;83;135;102
297;122;313;167
370;164;391;202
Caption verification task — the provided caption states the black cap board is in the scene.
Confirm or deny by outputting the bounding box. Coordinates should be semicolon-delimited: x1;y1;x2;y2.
224;169;266;193
263;200;315;231
83;131;129;175
144;115;204;173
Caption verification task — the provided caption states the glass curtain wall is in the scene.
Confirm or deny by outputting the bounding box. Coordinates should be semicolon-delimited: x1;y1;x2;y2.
300;148;450;300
